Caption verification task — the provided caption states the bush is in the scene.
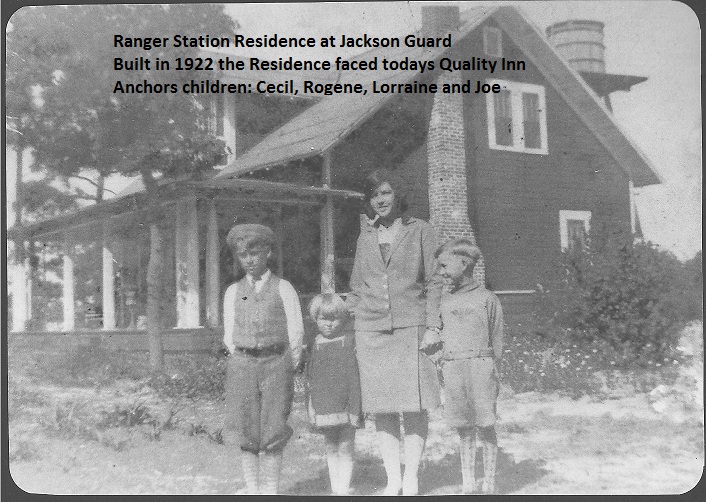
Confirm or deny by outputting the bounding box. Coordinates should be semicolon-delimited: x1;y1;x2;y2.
29;344;151;386
148;354;227;401
538;229;701;367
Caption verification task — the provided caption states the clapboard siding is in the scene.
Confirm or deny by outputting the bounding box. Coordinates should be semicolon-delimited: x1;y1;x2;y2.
459;19;631;291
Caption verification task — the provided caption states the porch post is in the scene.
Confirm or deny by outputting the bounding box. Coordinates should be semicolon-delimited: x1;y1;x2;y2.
62;232;75;331
25;240;33;326
320;151;335;293
102;223;116;330
274;205;285;275
11;239;30;332
175;197;201;328
205;199;220;328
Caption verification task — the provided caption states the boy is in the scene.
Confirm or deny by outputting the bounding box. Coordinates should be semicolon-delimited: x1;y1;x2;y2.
222;223;304;494
433;239;504;494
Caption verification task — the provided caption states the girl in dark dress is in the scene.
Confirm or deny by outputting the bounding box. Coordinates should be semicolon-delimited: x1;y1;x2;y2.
306;293;362;495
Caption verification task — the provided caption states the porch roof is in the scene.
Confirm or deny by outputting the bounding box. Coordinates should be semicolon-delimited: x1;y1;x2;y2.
213;5;661;188
9;177;362;239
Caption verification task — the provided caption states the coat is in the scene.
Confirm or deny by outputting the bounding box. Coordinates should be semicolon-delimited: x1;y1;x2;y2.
346;215;442;332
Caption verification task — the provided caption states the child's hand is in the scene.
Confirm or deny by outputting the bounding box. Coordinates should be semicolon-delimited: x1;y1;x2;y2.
419;328;442;351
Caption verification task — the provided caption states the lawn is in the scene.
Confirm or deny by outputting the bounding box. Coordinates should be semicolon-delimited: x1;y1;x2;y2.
7;323;704;495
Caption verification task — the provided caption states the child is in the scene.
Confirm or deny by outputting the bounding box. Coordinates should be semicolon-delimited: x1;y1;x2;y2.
222;223;304;494
433;239;504;494
305;293;362;495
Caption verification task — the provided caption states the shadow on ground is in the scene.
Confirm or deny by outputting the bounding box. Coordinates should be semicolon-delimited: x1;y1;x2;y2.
422;448;549;495
286;448;548;495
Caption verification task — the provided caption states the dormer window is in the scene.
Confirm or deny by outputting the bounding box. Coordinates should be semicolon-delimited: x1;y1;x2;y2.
483;26;503;57
486;79;548;154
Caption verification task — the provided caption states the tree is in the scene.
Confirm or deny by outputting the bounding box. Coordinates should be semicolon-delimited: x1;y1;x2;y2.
9;5;237;370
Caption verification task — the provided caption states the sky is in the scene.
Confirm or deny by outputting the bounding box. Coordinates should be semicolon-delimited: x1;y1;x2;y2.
5;1;702;260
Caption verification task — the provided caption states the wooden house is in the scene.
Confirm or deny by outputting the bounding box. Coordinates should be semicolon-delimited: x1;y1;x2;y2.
9;5;660;347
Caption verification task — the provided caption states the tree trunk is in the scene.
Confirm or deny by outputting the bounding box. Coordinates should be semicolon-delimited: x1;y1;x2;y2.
140;166;164;372
96;173;105;202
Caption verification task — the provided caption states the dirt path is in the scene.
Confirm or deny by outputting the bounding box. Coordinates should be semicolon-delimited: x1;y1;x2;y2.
9;380;703;495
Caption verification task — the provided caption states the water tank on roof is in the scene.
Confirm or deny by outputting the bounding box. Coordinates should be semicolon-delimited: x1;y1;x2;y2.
546;20;605;73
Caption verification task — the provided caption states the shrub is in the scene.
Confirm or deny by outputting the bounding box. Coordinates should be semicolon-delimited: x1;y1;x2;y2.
148;353;227;401
538;228;701;367
25;344;150;386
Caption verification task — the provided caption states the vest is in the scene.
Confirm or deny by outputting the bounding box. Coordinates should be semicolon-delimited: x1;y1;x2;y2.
231;274;289;348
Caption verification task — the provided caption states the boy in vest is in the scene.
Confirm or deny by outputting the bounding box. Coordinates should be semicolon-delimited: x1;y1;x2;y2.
222;224;304;494
434;239;504;494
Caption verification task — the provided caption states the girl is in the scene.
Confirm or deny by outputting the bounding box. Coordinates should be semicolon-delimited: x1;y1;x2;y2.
346;169;443;495
306;293;363;495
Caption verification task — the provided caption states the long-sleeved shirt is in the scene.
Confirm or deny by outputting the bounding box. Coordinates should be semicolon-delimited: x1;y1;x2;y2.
223;269;305;366
440;280;504;360
347;216;442;331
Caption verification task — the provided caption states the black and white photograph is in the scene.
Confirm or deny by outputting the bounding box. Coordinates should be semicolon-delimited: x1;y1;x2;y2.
5;1;702;495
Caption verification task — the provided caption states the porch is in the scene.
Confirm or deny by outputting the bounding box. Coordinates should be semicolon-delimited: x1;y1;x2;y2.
8;174;363;344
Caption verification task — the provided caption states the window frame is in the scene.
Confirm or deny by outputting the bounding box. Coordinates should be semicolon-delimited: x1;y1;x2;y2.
559;210;591;251
207;94;236;167
486;79;549;155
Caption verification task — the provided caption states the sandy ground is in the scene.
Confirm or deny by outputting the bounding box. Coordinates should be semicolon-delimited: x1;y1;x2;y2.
9;374;704;496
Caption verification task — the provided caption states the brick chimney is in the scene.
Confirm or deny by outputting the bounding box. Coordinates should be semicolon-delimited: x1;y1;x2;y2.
425;6;485;284
427;75;485;284
421;5;460;37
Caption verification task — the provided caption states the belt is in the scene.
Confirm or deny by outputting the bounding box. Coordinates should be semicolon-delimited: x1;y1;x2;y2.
235;343;288;358
443;348;494;360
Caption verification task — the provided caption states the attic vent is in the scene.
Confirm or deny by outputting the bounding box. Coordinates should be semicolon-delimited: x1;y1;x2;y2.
483;26;502;57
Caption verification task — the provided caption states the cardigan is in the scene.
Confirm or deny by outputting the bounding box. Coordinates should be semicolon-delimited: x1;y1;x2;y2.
347;216;442;332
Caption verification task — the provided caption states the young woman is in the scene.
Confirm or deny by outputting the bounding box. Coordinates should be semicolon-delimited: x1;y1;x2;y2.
346;169;443;496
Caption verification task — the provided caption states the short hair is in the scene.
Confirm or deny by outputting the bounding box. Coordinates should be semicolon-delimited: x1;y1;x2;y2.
308;293;349;320
363;169;409;215
435;238;482;266
226;223;275;251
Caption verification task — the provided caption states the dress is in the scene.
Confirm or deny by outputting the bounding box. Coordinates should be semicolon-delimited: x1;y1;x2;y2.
347;216;442;413
306;332;363;429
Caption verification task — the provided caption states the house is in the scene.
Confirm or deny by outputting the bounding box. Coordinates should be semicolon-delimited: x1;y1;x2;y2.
8;5;660;347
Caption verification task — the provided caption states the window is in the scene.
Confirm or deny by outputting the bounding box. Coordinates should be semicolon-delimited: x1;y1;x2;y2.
483;26;502;57
207;94;236;167
486;80;548;154
208;94;224;137
559;210;591;251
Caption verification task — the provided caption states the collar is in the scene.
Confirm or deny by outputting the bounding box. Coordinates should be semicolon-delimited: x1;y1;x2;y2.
364;214;415;231
450;279;481;294
246;269;271;285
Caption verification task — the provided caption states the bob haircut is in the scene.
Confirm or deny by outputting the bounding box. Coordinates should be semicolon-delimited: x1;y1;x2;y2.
363;169;409;216
308;293;349;320
435;238;482;268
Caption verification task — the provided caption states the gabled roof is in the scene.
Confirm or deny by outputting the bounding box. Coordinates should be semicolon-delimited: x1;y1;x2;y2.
212;5;661;187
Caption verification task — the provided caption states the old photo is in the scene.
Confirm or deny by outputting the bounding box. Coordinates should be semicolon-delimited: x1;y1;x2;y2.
5;1;702;495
